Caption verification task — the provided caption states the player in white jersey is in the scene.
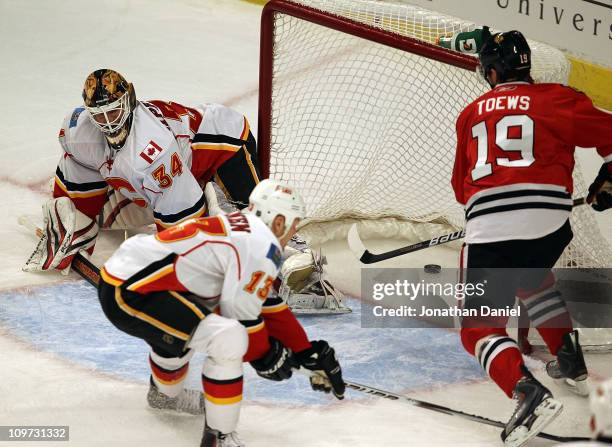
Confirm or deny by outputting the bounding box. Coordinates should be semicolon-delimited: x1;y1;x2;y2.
98;180;344;447
23;69;345;312
557;379;612;447
24;68;259;272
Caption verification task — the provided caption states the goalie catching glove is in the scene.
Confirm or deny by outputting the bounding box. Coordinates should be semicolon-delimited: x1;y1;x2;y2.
295;340;345;400
588;162;612;211
249;337;297;381
23;197;98;273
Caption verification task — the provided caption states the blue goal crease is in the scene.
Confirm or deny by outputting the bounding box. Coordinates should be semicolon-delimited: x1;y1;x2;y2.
0;280;485;406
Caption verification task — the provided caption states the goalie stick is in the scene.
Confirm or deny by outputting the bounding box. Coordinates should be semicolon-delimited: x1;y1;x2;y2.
298;369;589;443
348;197;587;264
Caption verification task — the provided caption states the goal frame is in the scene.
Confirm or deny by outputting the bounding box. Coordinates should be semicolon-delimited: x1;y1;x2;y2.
257;0;479;178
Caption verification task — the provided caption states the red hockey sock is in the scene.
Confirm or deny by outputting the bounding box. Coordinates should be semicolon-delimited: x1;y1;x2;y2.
462;328;525;398
482;337;525;398
518;273;573;356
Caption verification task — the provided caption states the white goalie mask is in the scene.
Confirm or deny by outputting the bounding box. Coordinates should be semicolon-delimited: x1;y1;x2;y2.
247;179;307;238
82;69;136;148
86;92;133;135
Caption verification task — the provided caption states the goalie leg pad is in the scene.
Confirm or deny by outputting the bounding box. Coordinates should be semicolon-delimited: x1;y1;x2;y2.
23;197;98;273
279;249;350;314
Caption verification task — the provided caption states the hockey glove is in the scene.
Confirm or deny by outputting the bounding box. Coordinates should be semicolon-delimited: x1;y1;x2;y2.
295;340;345;400
436;26;491;55
587;162;612;211
23;197;98;273
249;337;297;382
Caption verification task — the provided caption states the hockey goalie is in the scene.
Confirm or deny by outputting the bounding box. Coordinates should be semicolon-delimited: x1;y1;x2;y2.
23;68;348;314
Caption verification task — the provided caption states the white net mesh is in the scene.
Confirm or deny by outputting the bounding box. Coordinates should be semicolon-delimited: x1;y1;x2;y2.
264;0;612;271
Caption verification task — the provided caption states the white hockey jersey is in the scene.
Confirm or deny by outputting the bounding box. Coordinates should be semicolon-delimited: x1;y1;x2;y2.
101;212;282;322
54;100;251;229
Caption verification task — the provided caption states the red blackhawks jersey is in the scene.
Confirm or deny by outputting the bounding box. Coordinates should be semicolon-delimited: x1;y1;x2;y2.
54;100;252;230
452;82;612;243
100;212;310;361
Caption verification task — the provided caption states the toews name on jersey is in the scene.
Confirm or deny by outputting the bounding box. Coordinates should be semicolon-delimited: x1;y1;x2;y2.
452;82;612;244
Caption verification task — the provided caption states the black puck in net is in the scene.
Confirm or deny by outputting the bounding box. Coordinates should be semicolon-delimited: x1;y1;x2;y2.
424;264;441;274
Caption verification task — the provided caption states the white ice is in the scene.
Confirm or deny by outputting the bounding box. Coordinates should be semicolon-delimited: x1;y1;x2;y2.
0;1;611;446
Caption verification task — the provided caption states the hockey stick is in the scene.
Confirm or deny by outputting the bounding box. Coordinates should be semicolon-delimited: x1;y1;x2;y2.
348;197;587;264
297;369;588;443
18;216;101;287
343;379;587;443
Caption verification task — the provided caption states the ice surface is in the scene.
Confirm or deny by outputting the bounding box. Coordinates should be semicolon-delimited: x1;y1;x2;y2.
0;0;610;446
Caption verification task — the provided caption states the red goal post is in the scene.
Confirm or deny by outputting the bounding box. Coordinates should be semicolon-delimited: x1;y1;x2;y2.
255;0;609;269
255;0;612;349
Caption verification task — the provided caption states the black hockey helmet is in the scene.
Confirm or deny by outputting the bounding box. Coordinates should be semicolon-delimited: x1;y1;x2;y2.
478;30;532;87
82;69;137;148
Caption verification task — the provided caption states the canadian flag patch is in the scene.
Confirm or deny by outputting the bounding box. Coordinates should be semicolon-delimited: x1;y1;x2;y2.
139;141;164;164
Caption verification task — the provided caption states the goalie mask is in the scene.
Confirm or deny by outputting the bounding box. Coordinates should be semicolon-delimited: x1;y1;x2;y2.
478;30;532;87
83;69;137;149
247;179;307;239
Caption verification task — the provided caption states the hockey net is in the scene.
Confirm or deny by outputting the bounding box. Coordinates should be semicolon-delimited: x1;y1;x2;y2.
258;0;612;347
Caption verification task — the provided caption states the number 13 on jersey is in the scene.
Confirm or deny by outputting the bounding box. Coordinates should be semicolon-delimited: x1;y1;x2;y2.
471;114;534;181
244;271;275;300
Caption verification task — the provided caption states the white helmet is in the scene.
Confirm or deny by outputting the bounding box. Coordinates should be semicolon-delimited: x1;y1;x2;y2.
247;179;306;236
591;379;612;438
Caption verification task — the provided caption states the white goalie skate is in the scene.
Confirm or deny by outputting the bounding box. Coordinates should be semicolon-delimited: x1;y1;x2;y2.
279;246;350;314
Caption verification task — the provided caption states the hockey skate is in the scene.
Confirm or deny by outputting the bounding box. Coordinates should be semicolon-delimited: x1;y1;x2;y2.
201;424;245;447
546;330;589;396
502;369;563;447
147;378;205;415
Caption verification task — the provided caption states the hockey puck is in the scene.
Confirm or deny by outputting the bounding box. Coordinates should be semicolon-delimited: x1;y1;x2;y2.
424;264;441;274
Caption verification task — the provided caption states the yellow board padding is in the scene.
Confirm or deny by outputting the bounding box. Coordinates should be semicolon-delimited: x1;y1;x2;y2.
240;0;268;6
567;57;612;112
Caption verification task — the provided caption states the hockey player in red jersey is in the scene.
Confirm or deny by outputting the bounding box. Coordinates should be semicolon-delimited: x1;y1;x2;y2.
98;179;344;447
452;30;612;446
